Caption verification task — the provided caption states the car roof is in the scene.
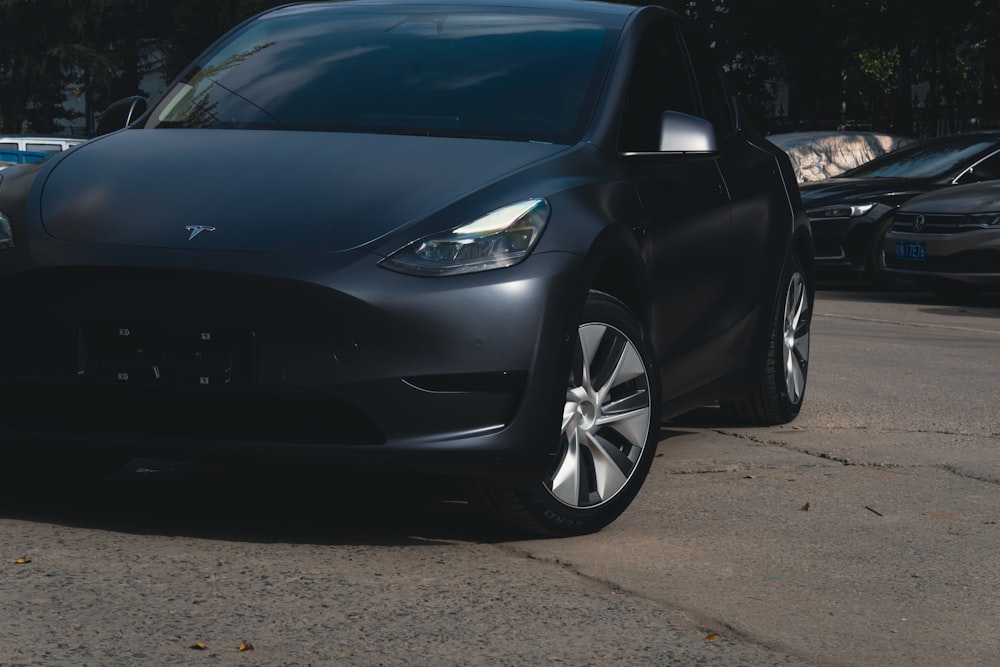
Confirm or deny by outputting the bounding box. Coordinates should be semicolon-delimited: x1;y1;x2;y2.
858;131;1000;157
274;0;646;22
888;131;1000;152
838;130;1000;179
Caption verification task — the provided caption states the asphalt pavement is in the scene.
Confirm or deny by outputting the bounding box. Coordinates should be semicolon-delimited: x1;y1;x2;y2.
1;287;998;666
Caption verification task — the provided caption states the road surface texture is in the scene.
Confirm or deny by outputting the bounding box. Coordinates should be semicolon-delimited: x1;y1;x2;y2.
2;288;998;666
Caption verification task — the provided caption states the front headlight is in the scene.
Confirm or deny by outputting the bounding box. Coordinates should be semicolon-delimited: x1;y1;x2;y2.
807;203;876;219
0;211;13;250
969;212;1000;228
379;198;550;277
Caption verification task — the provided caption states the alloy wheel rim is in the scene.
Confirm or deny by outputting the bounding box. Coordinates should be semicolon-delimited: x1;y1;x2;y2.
782;272;810;405
547;323;651;508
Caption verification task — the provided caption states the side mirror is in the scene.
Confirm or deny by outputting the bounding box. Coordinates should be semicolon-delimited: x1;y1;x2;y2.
658;111;718;153
94;96;149;137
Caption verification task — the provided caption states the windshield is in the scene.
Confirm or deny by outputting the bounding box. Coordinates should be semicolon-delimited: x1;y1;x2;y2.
146;5;619;144
844;137;998;180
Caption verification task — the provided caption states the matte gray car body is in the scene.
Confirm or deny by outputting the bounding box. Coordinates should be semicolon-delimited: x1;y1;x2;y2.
0;0;813;535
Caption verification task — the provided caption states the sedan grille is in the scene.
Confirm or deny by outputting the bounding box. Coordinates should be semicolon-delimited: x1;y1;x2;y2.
892;212;992;234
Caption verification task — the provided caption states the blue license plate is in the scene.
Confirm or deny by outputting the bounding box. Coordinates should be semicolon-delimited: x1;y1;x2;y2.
895;241;926;261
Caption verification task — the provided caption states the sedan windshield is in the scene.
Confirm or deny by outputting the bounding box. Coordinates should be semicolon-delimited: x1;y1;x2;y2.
844;137;999;180
146;5;618;144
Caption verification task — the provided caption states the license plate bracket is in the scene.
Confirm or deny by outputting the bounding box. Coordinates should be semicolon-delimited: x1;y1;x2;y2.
79;325;253;388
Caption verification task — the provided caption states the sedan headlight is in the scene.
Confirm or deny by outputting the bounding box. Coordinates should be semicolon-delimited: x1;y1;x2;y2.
0;211;13;250
807;203;876;219
969;212;1000;228
379;198;550;276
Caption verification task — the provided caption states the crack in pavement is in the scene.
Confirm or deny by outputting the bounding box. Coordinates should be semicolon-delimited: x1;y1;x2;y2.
712;429;904;468
816;312;1000;337
488;542;820;665
710;429;1000;484
665;466;756;475
936;463;1000;486
724;425;997;439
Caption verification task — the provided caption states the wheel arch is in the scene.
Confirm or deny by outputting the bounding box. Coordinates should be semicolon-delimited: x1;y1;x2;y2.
792;218;816;293
738;213;814;391
577;225;650;329
590;255;645;325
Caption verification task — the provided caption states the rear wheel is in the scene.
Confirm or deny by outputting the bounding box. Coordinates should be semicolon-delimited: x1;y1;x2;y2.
468;292;660;537
721;252;811;425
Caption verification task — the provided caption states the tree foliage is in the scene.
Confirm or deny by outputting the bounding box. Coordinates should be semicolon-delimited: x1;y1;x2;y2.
682;0;1000;134
0;0;280;134
1;0;997;136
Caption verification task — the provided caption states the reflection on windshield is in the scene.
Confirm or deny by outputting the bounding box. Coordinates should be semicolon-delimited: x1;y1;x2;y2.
147;8;616;144
156;42;280;129
847;140;996;179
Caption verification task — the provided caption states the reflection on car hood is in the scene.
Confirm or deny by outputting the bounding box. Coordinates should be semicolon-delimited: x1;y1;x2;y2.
39;129;566;252
900;180;1000;214
798;176;933;208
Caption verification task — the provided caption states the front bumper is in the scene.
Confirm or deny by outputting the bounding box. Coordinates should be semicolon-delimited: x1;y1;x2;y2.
0;239;584;479
884;229;1000;285
809;214;882;272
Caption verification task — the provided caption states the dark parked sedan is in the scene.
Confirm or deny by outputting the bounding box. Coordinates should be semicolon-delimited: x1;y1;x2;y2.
0;0;813;536
800;131;1000;284
885;180;1000;295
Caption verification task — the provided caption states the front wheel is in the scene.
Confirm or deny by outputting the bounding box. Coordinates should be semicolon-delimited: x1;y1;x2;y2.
721;252;812;425
865;216;894;288
468;292;661;537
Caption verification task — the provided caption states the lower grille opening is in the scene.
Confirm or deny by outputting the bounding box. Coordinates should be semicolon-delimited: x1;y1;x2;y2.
0;384;385;446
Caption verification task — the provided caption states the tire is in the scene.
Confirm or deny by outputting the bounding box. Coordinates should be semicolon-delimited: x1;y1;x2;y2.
721;252;811;425
468;291;661;537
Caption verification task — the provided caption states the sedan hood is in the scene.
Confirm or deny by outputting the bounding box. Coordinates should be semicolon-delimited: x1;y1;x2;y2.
900;180;1000;214
39;129;566;252
798;177;932;208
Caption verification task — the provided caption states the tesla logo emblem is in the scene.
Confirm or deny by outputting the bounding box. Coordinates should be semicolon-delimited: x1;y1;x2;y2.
185;225;216;240
912;215;925;232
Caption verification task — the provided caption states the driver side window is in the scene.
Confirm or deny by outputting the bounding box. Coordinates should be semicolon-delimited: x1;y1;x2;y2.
618;22;700;153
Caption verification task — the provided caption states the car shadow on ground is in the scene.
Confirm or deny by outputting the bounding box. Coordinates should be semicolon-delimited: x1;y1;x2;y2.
662;407;756;430
0;425;751;546
0;457;533;547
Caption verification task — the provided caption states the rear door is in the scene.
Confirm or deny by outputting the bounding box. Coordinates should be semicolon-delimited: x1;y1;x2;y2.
681;27;789;360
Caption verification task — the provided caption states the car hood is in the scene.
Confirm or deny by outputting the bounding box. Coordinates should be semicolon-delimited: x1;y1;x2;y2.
39;129;567;252
900;180;1000;214
798;177;934;209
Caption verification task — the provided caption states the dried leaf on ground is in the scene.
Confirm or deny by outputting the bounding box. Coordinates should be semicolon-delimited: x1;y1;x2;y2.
11;556;31;564
235;640;254;652
190;642;208;650
704;632;720;642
